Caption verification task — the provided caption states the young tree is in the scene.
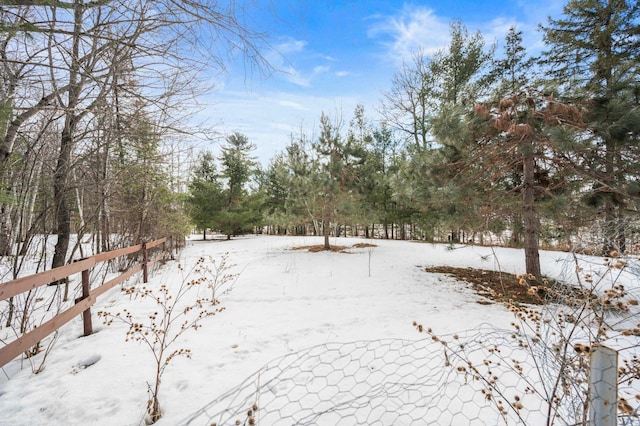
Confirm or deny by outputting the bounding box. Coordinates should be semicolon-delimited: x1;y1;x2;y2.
217;133;259;239
493;27;543;277
266;135;323;236
313;113;364;249
187;151;223;240
349;108;399;239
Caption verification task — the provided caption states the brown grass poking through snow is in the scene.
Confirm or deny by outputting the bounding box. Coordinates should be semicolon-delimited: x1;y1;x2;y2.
292;245;349;253
292;243;378;253
424;266;554;306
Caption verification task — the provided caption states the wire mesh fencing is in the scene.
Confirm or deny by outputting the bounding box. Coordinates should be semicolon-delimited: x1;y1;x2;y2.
180;331;501;426
180;322;639;425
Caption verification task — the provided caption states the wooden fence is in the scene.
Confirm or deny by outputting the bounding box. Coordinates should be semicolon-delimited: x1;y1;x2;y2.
0;238;168;368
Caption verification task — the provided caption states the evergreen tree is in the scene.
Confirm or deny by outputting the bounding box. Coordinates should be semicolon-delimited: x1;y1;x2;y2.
186;151;223;240
285;137;322;235
400;22;494;243
355;120;399;239
110;103;188;244
263;134;322;236
471;26;585;278
313;113;364;249
314;113;345;249
541;0;640;252
262;152;292;234
217;132;259;239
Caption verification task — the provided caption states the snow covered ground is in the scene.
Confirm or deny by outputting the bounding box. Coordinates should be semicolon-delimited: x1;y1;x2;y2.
0;235;634;425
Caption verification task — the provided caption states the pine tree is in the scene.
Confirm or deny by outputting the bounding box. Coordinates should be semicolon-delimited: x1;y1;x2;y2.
471;26;585;278
288;137;324;235
354;119;399;239
314;114;344;249
541;0;640;252
186;151;223;240
262;153;292;234
413;22;494;243
313;113;364;249
217;132;259;239
498;27;542;278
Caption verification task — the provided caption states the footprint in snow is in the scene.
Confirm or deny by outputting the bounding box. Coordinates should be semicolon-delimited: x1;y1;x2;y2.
71;354;101;374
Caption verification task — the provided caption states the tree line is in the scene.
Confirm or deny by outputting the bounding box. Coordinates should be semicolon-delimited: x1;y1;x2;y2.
1;0;639;281
187;0;640;279
0;0;268;278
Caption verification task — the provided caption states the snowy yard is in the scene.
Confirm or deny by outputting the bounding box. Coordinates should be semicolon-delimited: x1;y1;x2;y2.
0;235;636;425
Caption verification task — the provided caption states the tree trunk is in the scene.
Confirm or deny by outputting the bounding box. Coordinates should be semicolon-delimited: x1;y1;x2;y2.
0;206;10;256
52;2;83;271
602;135;625;255
51;121;74;270
97;136;108;253
511;213;522;246
323;216;330;250
323;208;330;250
522;148;541;279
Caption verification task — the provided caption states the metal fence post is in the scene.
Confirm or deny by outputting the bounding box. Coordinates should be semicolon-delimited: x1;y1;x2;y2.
589;345;618;426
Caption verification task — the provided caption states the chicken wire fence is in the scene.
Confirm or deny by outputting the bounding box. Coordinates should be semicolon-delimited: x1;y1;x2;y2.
180;326;639;425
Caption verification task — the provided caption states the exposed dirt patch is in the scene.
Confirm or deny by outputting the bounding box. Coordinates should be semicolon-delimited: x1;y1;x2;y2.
292;245;349;253
352;243;377;249
424;266;551;306
293;243;378;253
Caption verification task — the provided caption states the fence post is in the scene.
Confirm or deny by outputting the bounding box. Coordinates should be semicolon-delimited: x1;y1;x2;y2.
589;345;618;426
81;268;93;336
73;259;93;337
142;242;148;283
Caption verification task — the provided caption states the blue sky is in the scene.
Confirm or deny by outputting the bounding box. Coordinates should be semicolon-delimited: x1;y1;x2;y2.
199;0;566;165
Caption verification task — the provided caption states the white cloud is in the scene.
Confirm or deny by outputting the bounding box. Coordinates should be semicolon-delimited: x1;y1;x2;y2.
263;37;313;87
335;71;349;77
276;39;307;54
312;65;331;74
282;65;311;87
368;5;451;64
278;100;308;111
367;2;558;65
264;37;340;88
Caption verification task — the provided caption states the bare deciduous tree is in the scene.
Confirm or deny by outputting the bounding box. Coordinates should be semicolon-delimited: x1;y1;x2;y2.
0;1;271;270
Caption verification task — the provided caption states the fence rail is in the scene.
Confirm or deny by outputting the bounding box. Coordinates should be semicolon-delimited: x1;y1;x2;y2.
0;237;168;368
